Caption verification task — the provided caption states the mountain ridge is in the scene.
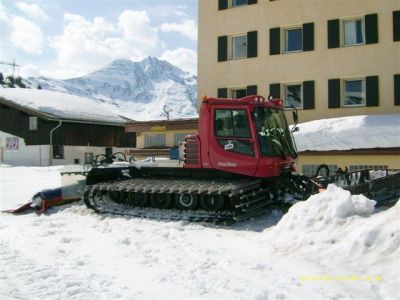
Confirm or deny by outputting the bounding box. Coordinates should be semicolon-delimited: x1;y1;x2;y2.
25;57;198;121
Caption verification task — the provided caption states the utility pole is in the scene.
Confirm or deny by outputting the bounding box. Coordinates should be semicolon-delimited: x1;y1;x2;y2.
0;59;20;77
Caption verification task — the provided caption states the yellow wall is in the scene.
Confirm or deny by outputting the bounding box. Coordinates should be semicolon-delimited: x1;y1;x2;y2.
136;130;197;149
297;154;400;174
198;0;400;122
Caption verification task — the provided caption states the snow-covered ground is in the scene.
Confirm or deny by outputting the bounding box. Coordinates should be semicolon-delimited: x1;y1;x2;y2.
0;165;399;299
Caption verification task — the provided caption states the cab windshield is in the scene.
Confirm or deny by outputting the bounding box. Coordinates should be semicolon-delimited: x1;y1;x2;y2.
253;107;297;157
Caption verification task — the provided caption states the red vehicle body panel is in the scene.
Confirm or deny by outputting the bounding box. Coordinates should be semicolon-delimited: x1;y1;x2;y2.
184;96;297;178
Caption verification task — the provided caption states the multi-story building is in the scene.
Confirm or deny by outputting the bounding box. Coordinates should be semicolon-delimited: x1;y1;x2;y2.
198;0;400;175
199;0;399;121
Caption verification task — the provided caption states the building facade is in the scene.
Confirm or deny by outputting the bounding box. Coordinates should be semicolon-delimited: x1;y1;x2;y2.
198;0;400;122
198;0;400;173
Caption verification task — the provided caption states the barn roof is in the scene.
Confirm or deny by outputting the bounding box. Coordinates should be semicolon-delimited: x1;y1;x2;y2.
0;88;130;125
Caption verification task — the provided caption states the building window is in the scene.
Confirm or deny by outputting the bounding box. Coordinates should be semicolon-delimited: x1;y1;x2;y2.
231;35;247;59
302;164;338;177
329;14;377;48
231;88;247;99
284;84;302;108
343;19;365;46
232;0;247;7
144;133;166;148
85;152;94;164
349;165;388;172
285;27;303;52
219;0;257;10
53;145;64;159
343;79;365;107
29;117;38;131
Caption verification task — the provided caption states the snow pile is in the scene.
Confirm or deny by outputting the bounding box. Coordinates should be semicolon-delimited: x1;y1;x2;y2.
263;185;400;298
0;88;127;124
293;114;400;151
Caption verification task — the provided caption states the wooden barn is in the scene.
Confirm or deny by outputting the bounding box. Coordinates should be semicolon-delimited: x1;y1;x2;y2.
0;88;136;166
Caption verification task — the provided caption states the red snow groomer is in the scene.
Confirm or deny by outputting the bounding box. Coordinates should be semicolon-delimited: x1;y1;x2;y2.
5;95;400;221
82;95;400;222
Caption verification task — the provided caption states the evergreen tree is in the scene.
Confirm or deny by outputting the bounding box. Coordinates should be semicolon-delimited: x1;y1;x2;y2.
6;75;15;88
0;72;4;84
15;76;26;88
37;84;42;89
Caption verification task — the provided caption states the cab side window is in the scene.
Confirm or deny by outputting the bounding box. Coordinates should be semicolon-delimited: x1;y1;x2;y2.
214;109;253;156
215;109;251;138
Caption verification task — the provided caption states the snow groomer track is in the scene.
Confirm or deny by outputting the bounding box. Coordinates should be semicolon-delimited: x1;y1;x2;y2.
83;176;284;223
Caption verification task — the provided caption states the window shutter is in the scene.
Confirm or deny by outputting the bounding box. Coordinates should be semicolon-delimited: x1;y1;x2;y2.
269;83;281;98
246;85;258;96
328;79;341;108
218;88;228;98
327;19;340;48
248;0;257;5
302;23;314;51
269;27;281;55
365;13;379;44
393;11;400;41
247;31;258;58
303;81;315;109
218;0;228;10
218;36;228;62
395;74;400;106
366;76;379;107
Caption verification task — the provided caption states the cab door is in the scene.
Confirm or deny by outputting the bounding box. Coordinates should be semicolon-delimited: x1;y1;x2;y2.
208;106;259;176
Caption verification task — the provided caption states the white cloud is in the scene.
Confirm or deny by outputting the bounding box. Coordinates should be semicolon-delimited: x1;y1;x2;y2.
160;19;197;41
10;16;44;54
161;47;197;75
49;10;159;77
118;10;158;48
16;2;48;20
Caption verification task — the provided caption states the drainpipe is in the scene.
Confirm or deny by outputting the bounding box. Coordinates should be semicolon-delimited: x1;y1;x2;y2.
49;120;62;166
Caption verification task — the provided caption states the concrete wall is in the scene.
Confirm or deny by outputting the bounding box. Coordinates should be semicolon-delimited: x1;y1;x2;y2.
198;0;400;122
0;131;50;166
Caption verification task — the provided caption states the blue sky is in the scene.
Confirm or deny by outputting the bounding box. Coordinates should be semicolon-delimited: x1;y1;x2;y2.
0;0;198;78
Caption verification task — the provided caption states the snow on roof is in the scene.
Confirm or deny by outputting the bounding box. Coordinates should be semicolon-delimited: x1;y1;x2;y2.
293;114;400;151
0;88;127;124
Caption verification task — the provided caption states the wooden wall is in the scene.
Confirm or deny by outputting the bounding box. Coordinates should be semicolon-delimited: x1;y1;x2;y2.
0;103;136;147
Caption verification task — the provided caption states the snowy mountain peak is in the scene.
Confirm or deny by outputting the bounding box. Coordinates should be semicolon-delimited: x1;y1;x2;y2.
25;56;198;121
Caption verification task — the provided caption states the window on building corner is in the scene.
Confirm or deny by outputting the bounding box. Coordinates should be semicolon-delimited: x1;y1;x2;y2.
284;84;302;108
285;27;303;52
343;19;365;46
231;35;247;59
343;79;365;106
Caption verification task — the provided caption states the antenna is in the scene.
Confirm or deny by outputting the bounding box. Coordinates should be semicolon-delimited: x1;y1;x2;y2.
0;59;20;77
